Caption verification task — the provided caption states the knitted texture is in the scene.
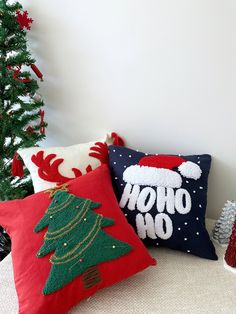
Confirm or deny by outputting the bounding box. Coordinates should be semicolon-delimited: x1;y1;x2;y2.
45;183;69;198
108;145;217;260
34;191;132;295
212;200;236;245
224;219;236;268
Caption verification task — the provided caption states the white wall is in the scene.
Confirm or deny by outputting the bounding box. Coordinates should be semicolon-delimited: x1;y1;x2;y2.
21;0;236;219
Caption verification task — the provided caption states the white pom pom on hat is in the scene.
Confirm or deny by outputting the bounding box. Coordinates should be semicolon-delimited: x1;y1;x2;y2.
123;155;202;188
178;161;202;180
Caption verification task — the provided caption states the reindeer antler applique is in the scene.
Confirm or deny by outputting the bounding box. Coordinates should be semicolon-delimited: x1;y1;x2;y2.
89;142;109;164
88;133;125;164
31;151;92;185
111;132;125;146
32;133;125;185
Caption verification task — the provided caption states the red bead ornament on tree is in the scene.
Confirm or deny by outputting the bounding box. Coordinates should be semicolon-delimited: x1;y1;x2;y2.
16;10;33;30
7;65;31;83
39;109;45;135
11;153;24;178
7;64;43;83
31;64;44;81
224;219;236;274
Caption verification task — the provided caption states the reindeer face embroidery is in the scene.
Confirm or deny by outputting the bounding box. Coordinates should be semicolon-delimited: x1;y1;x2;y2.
30;142;109;185
17;141;110;192
31;151;93;184
17;134;125;193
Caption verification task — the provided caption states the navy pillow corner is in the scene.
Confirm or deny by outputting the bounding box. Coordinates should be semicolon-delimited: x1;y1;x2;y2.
108;145;217;261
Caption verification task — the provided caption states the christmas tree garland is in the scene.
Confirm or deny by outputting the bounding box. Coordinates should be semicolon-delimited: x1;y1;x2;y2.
35;191;132;295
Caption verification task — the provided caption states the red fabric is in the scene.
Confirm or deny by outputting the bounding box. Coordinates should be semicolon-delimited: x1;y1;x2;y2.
39;109;45;135
7;65;31;83
138;155;186;170
89;133;125;164
31;64;43;81
0;165;156;314
89;142;109;164
31;150;92;184
225;220;236;268
11;153;24;177
111;132;125;146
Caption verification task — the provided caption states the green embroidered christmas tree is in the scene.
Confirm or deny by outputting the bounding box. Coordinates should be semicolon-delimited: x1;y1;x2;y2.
34;191;132;295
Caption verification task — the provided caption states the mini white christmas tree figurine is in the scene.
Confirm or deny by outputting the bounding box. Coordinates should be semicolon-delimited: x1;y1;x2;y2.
224;219;236;274
212;201;236;246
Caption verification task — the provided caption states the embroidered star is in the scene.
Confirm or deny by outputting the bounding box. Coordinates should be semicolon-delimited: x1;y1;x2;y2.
45;183;69;198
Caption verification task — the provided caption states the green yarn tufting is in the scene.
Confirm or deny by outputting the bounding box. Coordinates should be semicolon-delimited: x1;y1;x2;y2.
34;191;132;295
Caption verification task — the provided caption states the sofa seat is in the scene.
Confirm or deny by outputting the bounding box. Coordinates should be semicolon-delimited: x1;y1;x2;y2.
0;219;235;314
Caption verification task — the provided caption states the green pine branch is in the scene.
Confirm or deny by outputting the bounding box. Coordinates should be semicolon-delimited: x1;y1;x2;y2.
0;0;47;201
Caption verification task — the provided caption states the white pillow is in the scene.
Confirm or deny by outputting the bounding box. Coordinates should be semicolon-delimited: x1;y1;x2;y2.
18;134;115;193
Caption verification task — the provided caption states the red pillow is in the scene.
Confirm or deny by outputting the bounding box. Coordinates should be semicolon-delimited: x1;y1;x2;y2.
0;165;156;314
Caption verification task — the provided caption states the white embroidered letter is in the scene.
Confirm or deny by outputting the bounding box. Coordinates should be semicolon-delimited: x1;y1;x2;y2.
136;213;157;239
137;187;156;213
156;187;175;214
175;188;191;214
119;183;140;210
155;213;173;240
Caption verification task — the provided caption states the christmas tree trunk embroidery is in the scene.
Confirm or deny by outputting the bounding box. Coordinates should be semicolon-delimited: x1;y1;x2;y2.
34;191;132;295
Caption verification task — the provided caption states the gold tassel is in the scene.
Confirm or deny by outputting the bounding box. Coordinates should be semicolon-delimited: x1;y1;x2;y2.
45;183;69;198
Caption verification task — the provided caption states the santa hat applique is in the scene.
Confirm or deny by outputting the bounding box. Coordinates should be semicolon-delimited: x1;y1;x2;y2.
123;155;202;188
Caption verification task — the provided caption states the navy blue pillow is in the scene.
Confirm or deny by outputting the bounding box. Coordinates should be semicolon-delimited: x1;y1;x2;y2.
108;145;217;260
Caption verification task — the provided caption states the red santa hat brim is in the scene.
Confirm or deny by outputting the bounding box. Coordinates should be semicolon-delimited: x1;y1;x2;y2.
123;165;182;188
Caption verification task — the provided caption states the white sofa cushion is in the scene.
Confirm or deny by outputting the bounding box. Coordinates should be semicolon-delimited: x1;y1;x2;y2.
0;219;235;314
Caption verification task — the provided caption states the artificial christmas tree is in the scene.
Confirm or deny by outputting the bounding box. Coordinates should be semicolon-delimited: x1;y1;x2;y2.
35;191;132;295
0;0;47;260
224;219;236;274
212;200;236;246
